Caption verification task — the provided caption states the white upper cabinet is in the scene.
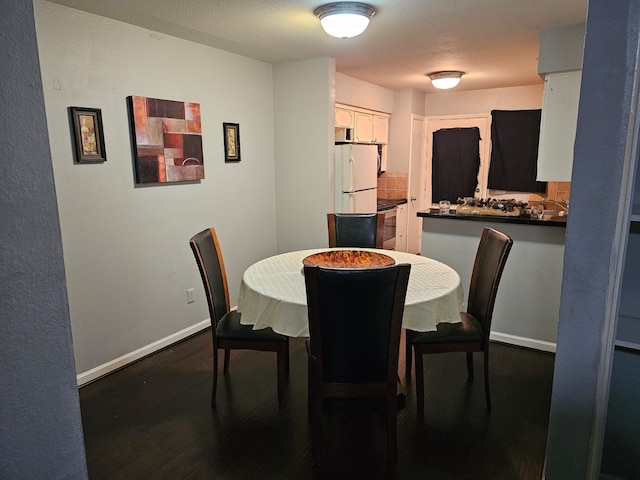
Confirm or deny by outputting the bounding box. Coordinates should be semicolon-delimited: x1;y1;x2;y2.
373;114;389;144
335;104;389;144
335;107;354;129
354;112;374;143
537;70;582;181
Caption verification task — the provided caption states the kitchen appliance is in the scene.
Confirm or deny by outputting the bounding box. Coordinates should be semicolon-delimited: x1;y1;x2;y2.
335;127;353;142
335;144;378;213
379;206;397;250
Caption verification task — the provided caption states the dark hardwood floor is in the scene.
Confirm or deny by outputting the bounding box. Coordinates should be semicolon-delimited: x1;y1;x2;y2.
79;329;554;479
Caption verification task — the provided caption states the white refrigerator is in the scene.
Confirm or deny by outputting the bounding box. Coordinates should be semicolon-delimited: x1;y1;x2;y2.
334;144;379;213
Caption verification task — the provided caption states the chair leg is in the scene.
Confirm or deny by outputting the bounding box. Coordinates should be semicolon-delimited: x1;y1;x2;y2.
405;330;416;379
277;344;286;406
415;350;425;417
307;358;313;419
285;338;290;374
223;348;231;373
483;350;492;412
211;346;218;407
311;391;324;466
466;351;474;379
386;390;398;463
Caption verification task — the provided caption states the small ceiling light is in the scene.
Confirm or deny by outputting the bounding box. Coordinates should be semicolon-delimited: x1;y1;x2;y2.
428;71;465;90
315;2;376;39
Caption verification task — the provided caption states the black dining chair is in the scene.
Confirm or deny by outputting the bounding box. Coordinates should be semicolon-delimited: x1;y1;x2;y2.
304;263;411;465
190;227;289;407
405;227;513;414
327;213;385;248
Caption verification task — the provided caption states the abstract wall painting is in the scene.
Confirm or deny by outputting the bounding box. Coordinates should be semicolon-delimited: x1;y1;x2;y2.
127;96;204;184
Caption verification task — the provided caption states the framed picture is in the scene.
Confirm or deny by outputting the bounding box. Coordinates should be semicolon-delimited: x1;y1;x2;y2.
223;122;241;162
126;96;204;184
69;107;107;163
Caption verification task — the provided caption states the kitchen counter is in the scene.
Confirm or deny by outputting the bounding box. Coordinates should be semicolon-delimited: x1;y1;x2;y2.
419;211;566;352
418;208;567;227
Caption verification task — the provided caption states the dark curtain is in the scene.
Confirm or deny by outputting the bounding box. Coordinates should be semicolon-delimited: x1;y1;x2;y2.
488;110;546;193
432;127;480;203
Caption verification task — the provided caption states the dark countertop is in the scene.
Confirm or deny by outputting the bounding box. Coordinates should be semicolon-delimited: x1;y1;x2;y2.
377;199;407;211
417;208;568;228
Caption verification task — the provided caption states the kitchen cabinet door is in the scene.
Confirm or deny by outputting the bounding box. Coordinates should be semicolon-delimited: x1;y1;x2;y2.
335;107;354;128
537;70;582;181
354;112;374;143
395;203;408;252
373;114;389;144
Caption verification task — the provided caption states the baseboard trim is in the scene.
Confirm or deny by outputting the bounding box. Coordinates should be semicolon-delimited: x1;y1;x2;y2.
490;331;556;353
76;323;555;386
76;319;210;387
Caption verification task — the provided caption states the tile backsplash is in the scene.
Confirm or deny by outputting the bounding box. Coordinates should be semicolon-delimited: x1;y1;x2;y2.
528;181;571;206
377;173;568;206
377;172;408;200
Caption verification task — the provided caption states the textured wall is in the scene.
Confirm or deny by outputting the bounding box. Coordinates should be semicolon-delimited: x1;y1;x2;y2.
545;0;640;477
0;1;87;477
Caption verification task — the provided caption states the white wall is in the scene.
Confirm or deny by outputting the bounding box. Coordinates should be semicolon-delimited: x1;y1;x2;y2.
421;219;564;349
336;73;394;113
538;23;585;74
34;1;278;377
388;89;426;172
424;84;544;116
273;58;334;253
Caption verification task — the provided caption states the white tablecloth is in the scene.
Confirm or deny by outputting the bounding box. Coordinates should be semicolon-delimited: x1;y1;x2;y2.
237;248;465;338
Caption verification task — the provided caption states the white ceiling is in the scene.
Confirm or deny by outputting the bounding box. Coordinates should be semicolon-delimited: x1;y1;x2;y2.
47;0;588;93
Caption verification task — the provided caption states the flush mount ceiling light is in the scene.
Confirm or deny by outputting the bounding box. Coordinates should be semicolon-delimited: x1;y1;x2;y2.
315;2;376;39
427;71;465;90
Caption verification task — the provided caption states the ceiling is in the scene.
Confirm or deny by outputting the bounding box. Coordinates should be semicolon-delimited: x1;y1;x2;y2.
47;0;588;93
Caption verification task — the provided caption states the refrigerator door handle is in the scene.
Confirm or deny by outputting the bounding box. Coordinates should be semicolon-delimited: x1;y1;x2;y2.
348;157;355;192
347;192;355;212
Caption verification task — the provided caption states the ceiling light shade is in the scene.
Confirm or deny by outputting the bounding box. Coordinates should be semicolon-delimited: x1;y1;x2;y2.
428;71;465;89
315;2;376;39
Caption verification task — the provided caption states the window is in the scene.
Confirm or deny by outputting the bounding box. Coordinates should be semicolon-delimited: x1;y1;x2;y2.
425;113;543;207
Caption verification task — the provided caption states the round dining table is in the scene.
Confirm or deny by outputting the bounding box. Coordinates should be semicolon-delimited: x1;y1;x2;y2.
237;248;465;337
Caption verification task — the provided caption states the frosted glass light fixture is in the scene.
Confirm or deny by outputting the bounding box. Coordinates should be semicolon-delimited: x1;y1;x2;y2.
315;2;376;39
428;71;465;89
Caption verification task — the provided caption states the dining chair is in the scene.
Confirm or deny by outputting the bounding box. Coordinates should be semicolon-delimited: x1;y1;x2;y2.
189;227;289;407
327;213;385;248
303;263;411;465
405;227;513;415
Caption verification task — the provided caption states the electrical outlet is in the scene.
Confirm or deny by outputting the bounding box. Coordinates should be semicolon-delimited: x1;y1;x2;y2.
186;288;195;304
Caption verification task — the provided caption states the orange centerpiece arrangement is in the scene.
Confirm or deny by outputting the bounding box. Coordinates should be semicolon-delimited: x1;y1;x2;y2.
302;250;395;269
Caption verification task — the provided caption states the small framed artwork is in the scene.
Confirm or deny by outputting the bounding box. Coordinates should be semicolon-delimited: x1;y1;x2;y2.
69;107;107;163
223;122;241;162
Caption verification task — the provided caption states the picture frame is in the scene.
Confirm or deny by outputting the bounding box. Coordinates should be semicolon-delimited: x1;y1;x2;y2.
69;106;107;163
126;96;204;184
223;122;241;162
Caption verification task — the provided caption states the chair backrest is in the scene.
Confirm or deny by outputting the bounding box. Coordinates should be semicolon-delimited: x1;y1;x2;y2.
467;228;513;337
304;264;411;384
189;227;231;328
327;213;385;248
